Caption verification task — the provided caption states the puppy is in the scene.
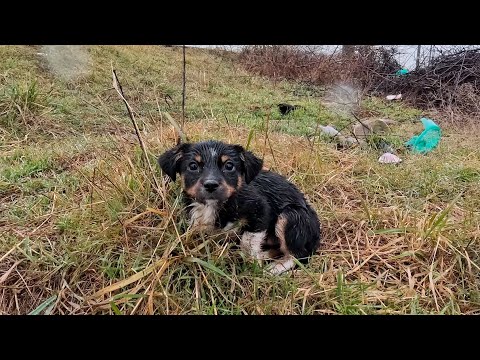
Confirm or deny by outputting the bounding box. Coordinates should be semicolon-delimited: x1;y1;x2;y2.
158;140;321;274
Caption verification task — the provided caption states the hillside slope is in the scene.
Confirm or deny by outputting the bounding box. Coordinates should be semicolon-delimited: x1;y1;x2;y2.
1;45;479;314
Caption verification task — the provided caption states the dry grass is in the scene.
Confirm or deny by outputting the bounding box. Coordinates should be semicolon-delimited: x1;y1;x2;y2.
1;45;479;315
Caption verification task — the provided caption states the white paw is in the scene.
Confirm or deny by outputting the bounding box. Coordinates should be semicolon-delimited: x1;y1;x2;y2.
265;257;295;275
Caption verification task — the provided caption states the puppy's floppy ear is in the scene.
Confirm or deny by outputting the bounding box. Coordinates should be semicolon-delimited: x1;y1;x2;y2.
158;143;190;181
234;145;263;183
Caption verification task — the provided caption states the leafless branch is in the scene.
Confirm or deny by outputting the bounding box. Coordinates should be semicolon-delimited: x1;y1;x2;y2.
111;66;160;191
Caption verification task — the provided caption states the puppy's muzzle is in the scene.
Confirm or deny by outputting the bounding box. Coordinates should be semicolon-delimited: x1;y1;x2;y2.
203;179;219;193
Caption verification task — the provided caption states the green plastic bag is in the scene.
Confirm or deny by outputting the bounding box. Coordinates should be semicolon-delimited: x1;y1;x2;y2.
405;118;441;154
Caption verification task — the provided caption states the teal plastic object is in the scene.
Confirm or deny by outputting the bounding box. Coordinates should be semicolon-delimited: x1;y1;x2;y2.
396;68;409;76
405;118;442;154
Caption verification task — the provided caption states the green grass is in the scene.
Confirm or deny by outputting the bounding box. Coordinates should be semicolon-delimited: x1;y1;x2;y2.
0;45;479;315
361;96;423;122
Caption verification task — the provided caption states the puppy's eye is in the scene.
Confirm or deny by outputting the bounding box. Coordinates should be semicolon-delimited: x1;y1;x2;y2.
188;162;199;171
224;161;235;172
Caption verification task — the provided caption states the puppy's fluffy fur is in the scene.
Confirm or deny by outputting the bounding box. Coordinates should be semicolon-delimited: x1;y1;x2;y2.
158;140;321;274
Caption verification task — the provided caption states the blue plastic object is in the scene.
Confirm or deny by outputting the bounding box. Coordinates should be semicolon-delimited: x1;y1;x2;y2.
405;118;442;154
396;68;409;76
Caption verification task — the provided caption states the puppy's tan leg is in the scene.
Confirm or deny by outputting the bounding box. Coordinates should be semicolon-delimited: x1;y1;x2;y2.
266;214;296;274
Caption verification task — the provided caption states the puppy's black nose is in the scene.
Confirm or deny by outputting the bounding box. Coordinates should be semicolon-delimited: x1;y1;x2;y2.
203;180;219;192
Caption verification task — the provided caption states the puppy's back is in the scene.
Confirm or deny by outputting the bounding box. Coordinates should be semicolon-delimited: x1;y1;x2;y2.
249;171;309;212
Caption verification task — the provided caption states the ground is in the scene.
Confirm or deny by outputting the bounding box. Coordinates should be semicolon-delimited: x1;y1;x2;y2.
1;45;479;314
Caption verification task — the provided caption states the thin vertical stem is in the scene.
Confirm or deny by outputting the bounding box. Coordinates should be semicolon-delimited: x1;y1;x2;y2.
416;45;422;70
182;45;186;127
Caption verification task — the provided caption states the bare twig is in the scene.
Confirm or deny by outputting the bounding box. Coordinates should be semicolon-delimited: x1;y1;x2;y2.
111;66;160;191
182;45;186;126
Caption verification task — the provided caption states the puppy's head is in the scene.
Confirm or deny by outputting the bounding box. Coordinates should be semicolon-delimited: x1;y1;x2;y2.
158;140;263;204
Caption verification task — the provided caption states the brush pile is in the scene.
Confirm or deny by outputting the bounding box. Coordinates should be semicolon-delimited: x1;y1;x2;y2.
238;45;343;85
239;46;480;115
364;48;480;114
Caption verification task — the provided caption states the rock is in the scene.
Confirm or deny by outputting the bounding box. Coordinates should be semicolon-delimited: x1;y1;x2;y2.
319;125;340;137
353;118;396;138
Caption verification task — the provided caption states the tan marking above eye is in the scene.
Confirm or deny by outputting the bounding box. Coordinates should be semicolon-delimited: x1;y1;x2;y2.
194;155;202;162
221;155;230;163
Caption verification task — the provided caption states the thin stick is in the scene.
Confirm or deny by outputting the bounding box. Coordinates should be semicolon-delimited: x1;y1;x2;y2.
111;66;160;191
351;112;371;132
182;45;186;127
262;108;270;159
90;168;95;216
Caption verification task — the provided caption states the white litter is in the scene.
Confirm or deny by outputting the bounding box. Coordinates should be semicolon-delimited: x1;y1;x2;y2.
386;94;402;101
378;152;402;164
319;125;340;137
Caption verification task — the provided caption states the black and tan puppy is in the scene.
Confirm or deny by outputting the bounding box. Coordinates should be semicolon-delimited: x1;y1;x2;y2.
158;140;321;274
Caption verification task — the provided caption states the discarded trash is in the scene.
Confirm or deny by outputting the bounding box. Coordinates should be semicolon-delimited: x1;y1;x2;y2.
386;94;402;101
319;125;340;137
317;125;358;147
335;136;359;150
374;139;395;154
405;118;441;154
396;68;409;76
338;136;358;146
353;118;396;139
378;152;402;164
278;103;301;115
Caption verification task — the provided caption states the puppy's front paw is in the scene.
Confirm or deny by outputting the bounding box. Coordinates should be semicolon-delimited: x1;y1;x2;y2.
265;257;295;275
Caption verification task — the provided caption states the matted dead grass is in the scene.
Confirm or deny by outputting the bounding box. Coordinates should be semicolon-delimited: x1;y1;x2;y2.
1;45;479;315
1;117;479;315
